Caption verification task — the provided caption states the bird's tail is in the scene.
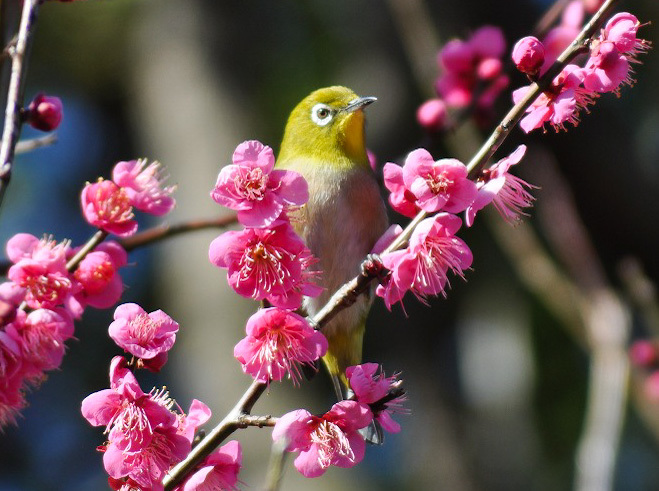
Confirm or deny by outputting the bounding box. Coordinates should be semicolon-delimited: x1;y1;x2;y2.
322;326;384;445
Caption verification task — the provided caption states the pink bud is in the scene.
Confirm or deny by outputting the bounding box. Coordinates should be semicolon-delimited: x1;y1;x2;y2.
512;36;546;76
26;93;63;132
630;340;656;367
416;99;447;132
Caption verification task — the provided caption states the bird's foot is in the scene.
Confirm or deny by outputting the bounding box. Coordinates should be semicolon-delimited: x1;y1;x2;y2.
361;253;386;279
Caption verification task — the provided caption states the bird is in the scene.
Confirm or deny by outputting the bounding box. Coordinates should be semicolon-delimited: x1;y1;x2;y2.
276;86;388;402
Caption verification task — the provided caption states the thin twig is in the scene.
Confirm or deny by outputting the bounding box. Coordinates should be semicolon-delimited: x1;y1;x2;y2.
119;214;238;252
15;133;57;154
162;379;267;490
66;230;108;272
0;0;41;209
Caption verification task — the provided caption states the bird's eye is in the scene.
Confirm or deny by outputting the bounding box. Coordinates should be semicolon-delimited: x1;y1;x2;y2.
311;103;334;126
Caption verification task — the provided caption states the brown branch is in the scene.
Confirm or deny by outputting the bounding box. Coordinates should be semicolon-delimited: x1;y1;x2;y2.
0;0;41;209
163;379;267;490
66;230;108;272
119;214;238;252
15;133;57;154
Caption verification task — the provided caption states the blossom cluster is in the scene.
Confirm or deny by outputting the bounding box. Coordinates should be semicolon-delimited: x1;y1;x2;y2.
418;25;509;131
82;354;241;491
82;302;242;490
209;140;327;384
380;144;533;308
512;9;650;133
0;159;176;428
272;362;405;477
82;159;176;236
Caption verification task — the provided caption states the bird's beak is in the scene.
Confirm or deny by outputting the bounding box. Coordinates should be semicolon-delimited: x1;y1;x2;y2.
342;96;377;113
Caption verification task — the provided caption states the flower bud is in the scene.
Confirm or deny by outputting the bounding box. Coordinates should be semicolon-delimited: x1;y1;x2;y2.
512;36;545;76
26;93;63;131
416;98;447;132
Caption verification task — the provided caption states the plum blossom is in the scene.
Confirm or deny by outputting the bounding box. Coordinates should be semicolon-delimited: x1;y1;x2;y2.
71;241;127;312
272;400;373;478
541;0;584;73
180;440;242;491
465;145;535;226
346;363;407;434
81;356;198;490
377;213;472;309
234;307;327;384
383;163;419;218
401;149;477;213
81;179;138;237
583;13;650;95
6;307;74;377
436;25;508;114
209;222;321;309
25;93;63;131
112;159;176;216
513;65;596;133
108;303;179;362
211;140;308;228
7;233;74;310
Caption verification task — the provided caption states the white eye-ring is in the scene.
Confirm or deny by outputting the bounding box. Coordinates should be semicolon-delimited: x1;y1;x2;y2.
311;103;334;126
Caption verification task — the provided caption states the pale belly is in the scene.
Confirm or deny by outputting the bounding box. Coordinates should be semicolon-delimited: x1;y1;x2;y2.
297;165;388;351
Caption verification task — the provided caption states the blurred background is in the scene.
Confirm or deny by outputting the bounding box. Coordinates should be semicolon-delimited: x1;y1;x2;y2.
0;0;658;489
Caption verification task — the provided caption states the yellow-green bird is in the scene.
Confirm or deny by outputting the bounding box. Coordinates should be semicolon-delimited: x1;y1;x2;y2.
276;86;388;399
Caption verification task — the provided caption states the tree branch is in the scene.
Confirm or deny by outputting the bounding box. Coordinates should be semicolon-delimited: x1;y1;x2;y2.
0;0;41;209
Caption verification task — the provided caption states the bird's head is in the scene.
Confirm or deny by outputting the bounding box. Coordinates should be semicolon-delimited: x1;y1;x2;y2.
278;86;376;169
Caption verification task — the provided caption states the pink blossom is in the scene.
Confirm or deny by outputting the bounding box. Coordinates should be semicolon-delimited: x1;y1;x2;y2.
383;163;419;218
112;159;176;216
81;179;138;237
0;329;25;427
26;93;63;132
513;65;596;133
211;140;308;228
401;149;477;214
71;241;127;311
234;307;327;384
582;13;649;95
7;233;74;310
512;36;545;76
604;13;643;54
416;98;447;132
178;399;212;444
630;340;656;367
377;213;472;308
108;303;179;361
272;400;373;478
346;363;406;434
465;145;535;226
181;440;242;491
583;41;631;93
7;307;73;376
436;26;507;110
104;424;189;491
541;1;583;73
81;357;176;451
209;222;321;309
